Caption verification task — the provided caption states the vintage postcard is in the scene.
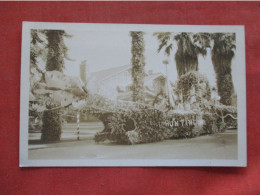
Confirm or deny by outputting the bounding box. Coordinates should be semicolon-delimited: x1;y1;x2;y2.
20;22;246;167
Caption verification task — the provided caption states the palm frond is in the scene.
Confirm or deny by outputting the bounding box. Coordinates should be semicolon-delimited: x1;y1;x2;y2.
174;32;200;76
165;43;173;56
154;32;172;53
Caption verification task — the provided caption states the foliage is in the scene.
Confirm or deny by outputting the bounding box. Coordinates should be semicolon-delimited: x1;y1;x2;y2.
94;107;222;144
165;111;198;138
153;32;172;54
103;113;132;144
211;33;236;105
176;71;211;106
153;32;209;77
29;108;43;132
130;31;146;103
30;29;47;72
154;32;236;106
135;108;172;143
165;111;217;138
213;104;237;129
193;33;211;51
30;29;47;92
174;33;203;76
202;113;217;134
94;106;173;144
46;30;66;72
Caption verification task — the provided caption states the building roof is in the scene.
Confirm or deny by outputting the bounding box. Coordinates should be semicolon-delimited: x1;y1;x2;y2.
89;64;176;96
91;64;131;82
91;64;168;84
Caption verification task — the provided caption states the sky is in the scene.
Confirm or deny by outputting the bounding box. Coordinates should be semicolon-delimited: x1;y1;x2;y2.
63;30;238;91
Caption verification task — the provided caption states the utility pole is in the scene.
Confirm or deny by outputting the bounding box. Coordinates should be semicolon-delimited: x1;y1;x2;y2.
163;60;174;108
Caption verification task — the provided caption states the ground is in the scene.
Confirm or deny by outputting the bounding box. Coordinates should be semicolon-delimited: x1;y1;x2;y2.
28;122;237;160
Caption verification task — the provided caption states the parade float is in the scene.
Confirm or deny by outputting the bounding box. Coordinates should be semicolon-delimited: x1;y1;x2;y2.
29;69;237;145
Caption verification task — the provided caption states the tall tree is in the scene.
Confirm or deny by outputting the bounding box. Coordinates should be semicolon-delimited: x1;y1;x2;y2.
211;33;236;105
45;30;71;71
154;32;208;77
130;31;146;103
41;30;70;142
174;33;203;76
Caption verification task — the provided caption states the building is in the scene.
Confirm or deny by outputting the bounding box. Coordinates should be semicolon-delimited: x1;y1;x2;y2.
88;65;171;104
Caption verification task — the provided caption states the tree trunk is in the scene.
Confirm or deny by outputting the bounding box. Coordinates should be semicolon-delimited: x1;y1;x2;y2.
130;31;145;103
41;30;65;142
175;54;199;77
41;109;61;142
211;33;235;106
213;64;234;105
212;52;234;105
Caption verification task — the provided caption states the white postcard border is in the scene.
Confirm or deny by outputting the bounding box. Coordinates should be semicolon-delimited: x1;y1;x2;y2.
20;22;246;167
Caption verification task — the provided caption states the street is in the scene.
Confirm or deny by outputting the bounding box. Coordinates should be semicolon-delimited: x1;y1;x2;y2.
29;122;103;142
28;122;237;160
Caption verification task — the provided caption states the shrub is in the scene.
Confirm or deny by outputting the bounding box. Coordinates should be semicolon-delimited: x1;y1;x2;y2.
176;71;211;104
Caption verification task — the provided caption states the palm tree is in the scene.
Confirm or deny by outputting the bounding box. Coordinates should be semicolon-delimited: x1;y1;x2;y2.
130;31;146;103
154;32;207;77
41;30;70;142
211;33;236;105
45;30;71;71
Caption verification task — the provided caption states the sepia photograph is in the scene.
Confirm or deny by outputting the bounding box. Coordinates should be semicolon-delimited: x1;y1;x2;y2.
20;22;246;167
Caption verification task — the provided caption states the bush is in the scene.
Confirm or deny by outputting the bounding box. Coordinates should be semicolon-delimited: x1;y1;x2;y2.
176;71;211;104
